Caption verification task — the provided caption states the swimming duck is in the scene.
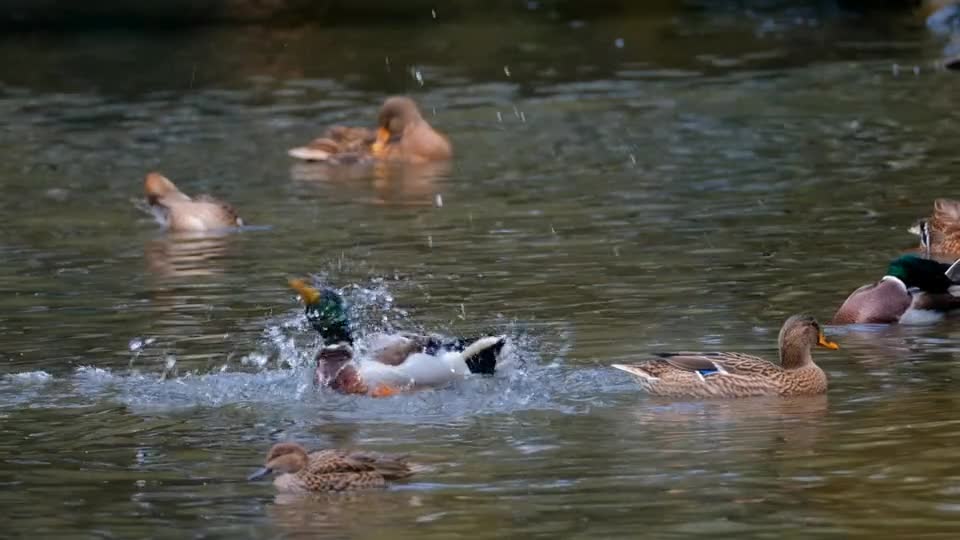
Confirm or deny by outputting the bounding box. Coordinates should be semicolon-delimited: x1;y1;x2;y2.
288;279;506;396
612;315;838;399
144;172;243;232
247;442;415;493
831;255;960;324
910;199;960;254
288;96;453;164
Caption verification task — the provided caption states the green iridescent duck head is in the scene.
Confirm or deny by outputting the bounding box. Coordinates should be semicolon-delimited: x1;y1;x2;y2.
288;279;354;344
886;255;955;294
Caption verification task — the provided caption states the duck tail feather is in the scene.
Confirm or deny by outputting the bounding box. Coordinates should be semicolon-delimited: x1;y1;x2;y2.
611;363;658;380
462;336;506;375
946;258;960;282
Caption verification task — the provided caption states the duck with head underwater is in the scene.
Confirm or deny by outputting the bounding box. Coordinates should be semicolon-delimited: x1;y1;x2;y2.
288;279;507;397
831;254;960;325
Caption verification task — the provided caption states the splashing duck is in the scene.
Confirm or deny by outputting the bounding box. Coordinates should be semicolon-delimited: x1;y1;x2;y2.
247;442;415;493
613;315;838;399
288;96;453;164
832;255;960;324
143;172;243;232
288;279;506;397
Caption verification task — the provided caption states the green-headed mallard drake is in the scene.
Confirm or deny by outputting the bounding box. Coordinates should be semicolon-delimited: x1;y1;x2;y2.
612;315;838;399
289;279;505;397
144;172;243;233
247;442;414;493
288;96;452;165
831;255;960;325
909;199;960;255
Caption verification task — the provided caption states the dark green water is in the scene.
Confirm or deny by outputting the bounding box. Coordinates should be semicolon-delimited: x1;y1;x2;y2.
4;4;960;538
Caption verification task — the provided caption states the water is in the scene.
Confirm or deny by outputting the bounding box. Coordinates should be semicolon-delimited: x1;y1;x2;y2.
3;3;960;538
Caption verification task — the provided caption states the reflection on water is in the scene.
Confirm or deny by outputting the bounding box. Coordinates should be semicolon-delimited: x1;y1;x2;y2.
144;233;233;278
290;160;452;207
5;2;960;539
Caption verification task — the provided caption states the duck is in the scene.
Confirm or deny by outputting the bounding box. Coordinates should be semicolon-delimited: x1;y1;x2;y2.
612;314;838;399
288;279;506;396
247;442;415;493
910;199;960;254
143;172;243;232
831;255;960;324
288;96;453;164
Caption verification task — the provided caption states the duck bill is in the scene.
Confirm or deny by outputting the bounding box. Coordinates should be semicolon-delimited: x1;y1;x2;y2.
288;278;320;305
371;127;390;155
817;333;839;350
247;467;272;481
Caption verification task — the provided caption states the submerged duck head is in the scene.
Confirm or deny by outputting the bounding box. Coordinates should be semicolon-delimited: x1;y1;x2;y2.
247;442;308;481
886;255;954;294
288;279;353;343
373;96;423;151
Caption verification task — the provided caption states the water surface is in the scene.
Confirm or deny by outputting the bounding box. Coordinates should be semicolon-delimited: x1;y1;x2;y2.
3;4;960;538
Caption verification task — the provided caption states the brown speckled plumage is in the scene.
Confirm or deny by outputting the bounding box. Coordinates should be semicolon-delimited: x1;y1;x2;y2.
613;315;838;398
915;199;960;254
249;442;414;493
144;172;242;232
288;96;452;164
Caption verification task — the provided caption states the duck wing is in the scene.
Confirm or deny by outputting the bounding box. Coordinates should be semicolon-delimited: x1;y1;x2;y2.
306;449;412;479
192;195;243;226
655;352;770;376
365;333;426;366
289;126;377;162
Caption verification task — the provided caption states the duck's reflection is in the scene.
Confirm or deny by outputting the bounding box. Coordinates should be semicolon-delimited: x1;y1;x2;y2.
290;160;452;207
144;232;233;278
266;490;427;536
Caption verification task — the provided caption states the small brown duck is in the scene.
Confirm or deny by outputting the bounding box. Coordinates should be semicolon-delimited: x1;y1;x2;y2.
832;255;960;324
247;442;415;493
288;96;452;164
910;199;960;254
144;172;243;232
612;315;838;399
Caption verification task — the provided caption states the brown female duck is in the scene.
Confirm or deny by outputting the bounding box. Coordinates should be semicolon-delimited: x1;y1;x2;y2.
247;442;415;493
612;315;838;398
911;199;960;254
288;96;452;164
144;172;243;232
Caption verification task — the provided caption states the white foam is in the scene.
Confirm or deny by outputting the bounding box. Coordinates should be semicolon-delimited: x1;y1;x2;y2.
3;371;53;383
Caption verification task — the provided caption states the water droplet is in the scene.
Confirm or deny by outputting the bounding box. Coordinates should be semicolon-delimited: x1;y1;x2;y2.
503;65;511;77
614;38;625;48
435;194;444;207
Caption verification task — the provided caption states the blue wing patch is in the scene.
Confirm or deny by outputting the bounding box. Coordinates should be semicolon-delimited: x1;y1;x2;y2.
696;368;719;376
